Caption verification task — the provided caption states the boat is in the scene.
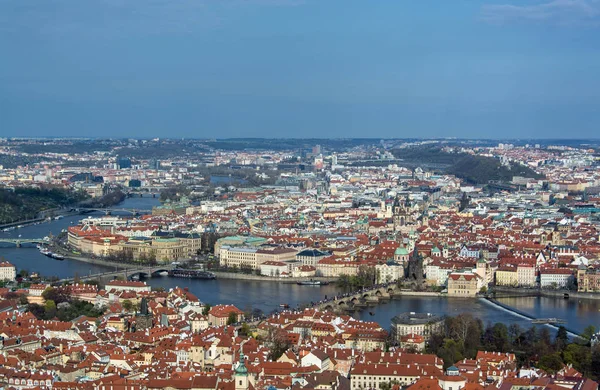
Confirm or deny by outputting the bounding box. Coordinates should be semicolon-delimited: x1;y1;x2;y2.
279;304;290;309
51;253;65;260
40;249;52;257
157;271;169;276
297;280;329;286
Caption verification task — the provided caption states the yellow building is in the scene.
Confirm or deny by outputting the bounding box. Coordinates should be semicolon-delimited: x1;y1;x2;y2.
495;267;518;287
447;272;482;297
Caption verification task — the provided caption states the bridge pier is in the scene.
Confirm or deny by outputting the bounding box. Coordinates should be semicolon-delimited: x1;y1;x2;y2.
15;241;21;248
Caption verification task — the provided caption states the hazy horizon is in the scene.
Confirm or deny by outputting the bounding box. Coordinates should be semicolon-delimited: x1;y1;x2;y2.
2;0;599;139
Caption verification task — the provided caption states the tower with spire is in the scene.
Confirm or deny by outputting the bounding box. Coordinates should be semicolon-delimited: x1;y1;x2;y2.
235;350;249;390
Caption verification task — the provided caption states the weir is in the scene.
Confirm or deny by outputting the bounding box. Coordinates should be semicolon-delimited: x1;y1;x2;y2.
482;297;582;338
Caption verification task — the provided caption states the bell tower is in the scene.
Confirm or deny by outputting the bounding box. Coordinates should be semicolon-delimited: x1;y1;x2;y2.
235;350;249;390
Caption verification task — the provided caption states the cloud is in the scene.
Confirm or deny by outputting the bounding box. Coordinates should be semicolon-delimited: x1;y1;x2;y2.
481;0;600;26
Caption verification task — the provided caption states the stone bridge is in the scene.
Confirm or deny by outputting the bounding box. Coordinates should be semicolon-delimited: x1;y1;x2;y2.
59;265;174;283
315;284;399;312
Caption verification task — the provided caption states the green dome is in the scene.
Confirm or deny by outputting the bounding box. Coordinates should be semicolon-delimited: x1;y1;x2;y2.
235;353;248;376
395;247;409;256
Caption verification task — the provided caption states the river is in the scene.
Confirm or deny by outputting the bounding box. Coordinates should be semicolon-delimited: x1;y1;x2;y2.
1;196;599;333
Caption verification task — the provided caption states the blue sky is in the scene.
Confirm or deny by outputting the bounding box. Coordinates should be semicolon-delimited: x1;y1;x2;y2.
1;0;599;139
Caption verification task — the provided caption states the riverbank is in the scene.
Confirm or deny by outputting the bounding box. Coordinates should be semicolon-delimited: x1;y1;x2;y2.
212;272;336;283
493;286;600;301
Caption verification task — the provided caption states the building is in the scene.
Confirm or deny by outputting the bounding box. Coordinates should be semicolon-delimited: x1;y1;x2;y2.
540;268;574;289
390;312;444;342
0;261;16;281
350;363;423;389
104;280;152;293
447;272;483;297
219;246;297;270
260;261;289;277
577;267;600;292
495;266;518;287
135;297;153;331
399;333;426;351
208;305;244;327
296;249;330;266
375;262;404;283
517;264;537;287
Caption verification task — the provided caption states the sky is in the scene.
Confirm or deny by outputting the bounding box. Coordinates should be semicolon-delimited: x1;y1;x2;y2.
1;0;599;139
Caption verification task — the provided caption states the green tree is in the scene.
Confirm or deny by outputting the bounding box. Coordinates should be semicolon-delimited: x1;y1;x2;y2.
122;300;134;312
555;326;568;351
202;304;211;316
538;352;563;374
42;287;70;304
227;312;238;325
19;294;29;305
581;325;597;341
45;299;57;317
239;323;251;337
437;339;464;369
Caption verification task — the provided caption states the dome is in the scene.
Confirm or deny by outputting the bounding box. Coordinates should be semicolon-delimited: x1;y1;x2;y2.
235;353;248;376
395;247;409;256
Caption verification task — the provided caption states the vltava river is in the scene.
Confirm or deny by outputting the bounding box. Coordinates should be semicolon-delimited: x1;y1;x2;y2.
1;196;599;332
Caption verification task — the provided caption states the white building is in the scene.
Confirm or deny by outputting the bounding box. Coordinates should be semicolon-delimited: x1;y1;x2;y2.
517;264;536;287
104;280;152;293
0;261;16;281
260;261;289;277
375;263;404;283
540;269;574;289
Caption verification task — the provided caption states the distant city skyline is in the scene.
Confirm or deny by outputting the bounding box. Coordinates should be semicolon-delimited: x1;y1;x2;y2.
1;0;599;139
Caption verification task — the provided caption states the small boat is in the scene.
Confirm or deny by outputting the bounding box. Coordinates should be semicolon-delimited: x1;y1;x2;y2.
279;304;290;309
40;249;52;257
51;253;65;260
297;280;329;286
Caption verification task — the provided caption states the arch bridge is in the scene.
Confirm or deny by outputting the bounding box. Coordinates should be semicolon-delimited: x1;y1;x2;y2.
316;284;398;312
0;238;48;247
75;208;151;216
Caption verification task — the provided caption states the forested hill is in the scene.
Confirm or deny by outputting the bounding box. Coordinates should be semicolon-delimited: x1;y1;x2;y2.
0;187;88;224
392;146;544;185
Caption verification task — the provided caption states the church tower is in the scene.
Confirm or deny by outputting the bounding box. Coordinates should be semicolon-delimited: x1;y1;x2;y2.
393;195;412;231
235;351;249;390
135;297;153;331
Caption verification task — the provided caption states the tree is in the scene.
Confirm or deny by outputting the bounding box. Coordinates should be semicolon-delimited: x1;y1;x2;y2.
122;300;134;312
239;323;251;337
438;339;464;369
266;327;292;361
42;287;70;304
538;352;563;374
581;325;597;341
19;294;29;305
483;323;510;352
555;326;568;351
202;304;211;316
227;312;238;325
45;299;57;317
